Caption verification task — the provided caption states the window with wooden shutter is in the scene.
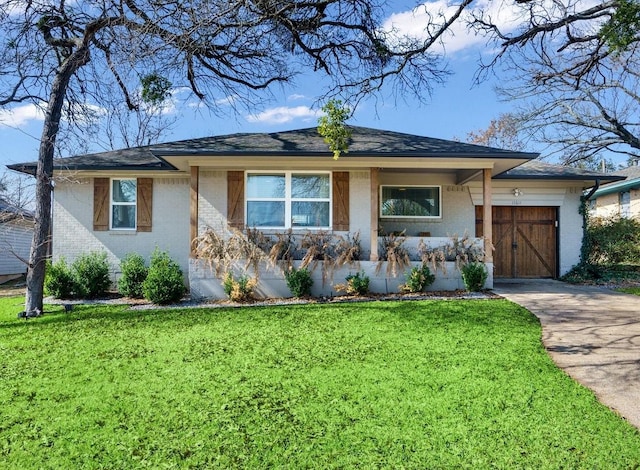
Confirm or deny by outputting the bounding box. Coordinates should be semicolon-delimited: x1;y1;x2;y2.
93;177;153;232
227;171;245;229
332;171;349;231
93;178;109;231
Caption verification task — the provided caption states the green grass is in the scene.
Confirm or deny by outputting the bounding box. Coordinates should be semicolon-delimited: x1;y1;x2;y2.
1;296;639;468
617;286;640;296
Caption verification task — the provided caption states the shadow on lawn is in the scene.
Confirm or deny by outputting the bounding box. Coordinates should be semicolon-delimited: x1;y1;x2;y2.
0;297;535;333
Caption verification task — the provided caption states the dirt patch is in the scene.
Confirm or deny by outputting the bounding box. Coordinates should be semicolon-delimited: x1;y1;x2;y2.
0;276;26;298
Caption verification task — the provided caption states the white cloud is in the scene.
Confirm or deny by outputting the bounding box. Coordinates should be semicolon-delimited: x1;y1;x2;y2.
0;104;45;128
287;93;306;101
383;0;523;55
214;95;238;107
246;106;319;124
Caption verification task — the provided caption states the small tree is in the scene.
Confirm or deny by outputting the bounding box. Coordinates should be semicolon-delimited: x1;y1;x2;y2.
317;99;352;160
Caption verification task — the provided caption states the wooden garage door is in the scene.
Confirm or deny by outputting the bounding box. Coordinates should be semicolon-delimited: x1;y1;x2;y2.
476;206;558;278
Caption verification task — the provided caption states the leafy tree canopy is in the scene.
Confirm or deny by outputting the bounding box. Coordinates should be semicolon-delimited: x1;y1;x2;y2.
317;99;352;160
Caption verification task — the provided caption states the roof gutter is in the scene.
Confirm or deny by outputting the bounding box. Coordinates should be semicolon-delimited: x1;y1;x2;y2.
584;178;600;200
591;177;640;198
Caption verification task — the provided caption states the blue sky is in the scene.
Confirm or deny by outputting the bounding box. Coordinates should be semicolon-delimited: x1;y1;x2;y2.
0;1;525;169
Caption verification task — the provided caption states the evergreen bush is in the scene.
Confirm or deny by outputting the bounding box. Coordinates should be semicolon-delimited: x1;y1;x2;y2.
285;267;314;297
143;249;186;304
588;216;640;265
461;262;488;292
71;251;111;298
44;258;77;299
118;253;148;298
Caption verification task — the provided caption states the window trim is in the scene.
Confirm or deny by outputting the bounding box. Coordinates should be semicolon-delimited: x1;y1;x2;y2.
245;171;332;229
110;178;137;230
379;184;442;219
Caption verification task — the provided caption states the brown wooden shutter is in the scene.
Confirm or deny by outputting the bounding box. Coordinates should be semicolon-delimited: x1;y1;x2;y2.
227;171;244;229
93;177;109;231
332;171;349;231
136;178;153;232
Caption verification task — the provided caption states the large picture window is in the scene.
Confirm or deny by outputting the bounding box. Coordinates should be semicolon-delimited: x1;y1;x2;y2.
380;185;441;218
111;179;137;229
246;172;331;228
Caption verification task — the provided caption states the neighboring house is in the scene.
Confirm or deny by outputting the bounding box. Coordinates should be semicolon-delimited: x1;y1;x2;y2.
589;162;640;219
0;197;33;283
7;127;621;297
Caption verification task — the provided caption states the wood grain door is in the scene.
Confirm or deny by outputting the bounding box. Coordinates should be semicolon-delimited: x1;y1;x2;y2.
476;206;558;278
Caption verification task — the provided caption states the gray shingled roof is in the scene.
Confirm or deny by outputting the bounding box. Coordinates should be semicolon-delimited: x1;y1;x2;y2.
7;146;175;174
0;197;33;222
495;160;624;182
151;126;539;158
591;163;640;196
613;164;640;179
8;126;538;174
6;128;622;184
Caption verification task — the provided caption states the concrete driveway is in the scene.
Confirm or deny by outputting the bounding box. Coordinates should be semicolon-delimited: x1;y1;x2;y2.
493;279;640;429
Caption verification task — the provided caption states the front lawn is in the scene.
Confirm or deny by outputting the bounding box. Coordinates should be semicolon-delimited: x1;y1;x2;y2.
1;296;639;468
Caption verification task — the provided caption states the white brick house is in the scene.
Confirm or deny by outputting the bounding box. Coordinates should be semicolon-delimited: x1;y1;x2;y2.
8;127;621;298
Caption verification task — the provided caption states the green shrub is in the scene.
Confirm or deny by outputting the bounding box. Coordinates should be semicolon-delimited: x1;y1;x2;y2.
71;251;111;298
143;249;186;304
588;216;640;265
118;253;148;298
222;272;257;302
285;267;314;297
562;262;640;284
400;264;435;293
461;262;488;292
44;258;77;299
335;271;370;296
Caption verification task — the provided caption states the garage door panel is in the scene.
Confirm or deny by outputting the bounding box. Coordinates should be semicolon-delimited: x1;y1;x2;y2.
516;227;555;277
476;206;557;278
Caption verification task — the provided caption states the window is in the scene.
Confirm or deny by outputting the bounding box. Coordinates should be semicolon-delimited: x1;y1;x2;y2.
380;185;441;218
620;191;631;218
111;179;137;229
246;172;331;228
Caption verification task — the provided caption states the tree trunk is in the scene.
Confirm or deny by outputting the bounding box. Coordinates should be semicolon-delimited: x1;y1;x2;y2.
24;46;90;315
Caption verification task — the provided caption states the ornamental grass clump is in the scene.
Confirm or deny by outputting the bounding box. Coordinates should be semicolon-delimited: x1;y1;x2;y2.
376;231;410;278
142;249;186;304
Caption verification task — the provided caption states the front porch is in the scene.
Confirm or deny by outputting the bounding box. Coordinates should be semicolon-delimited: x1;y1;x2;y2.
187;165;496;299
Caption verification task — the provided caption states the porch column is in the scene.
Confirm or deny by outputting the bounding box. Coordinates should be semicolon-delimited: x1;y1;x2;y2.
370;167;379;261
482;168;493;263
190;166;199;256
